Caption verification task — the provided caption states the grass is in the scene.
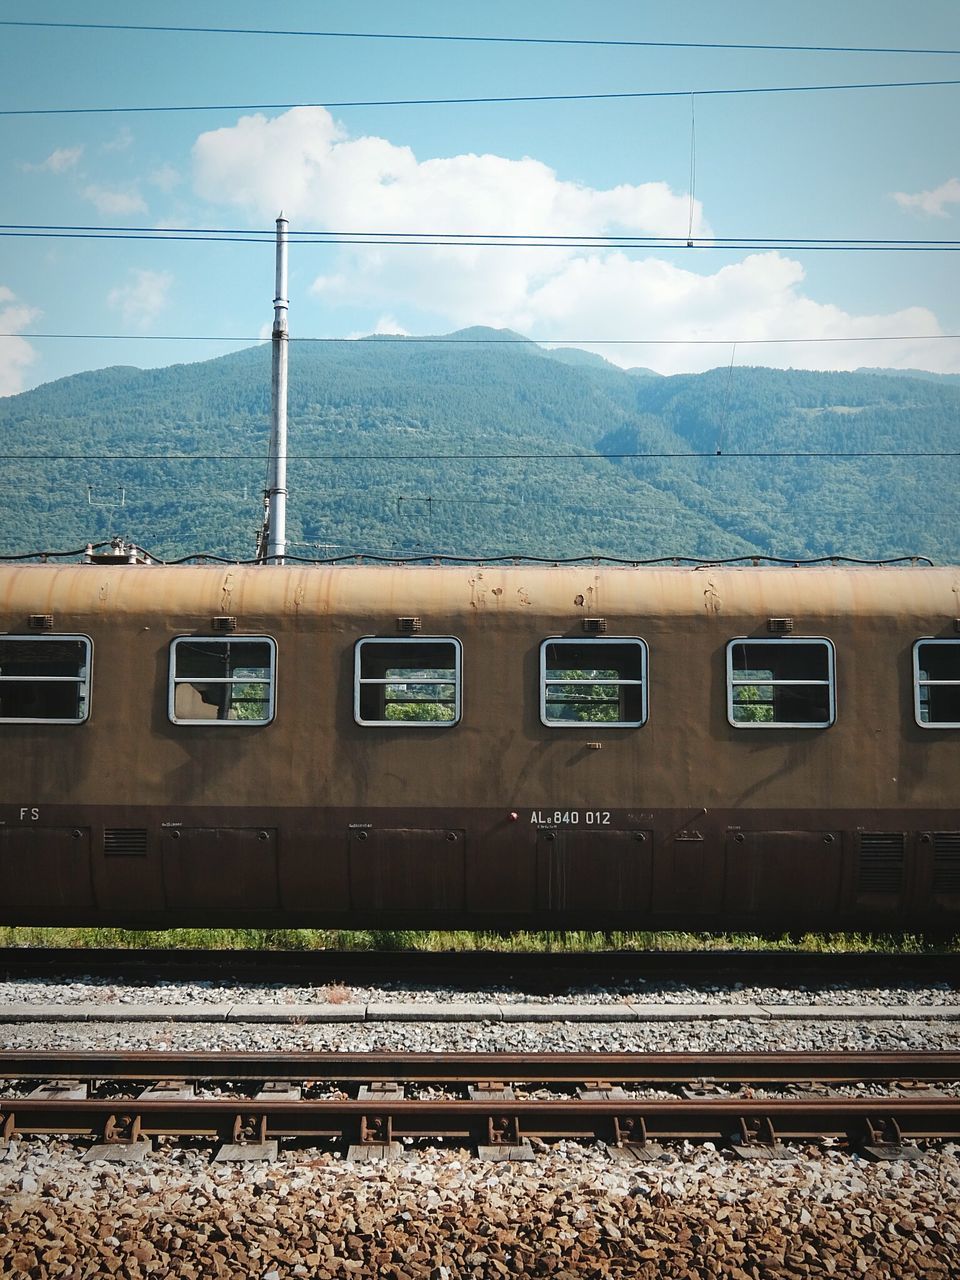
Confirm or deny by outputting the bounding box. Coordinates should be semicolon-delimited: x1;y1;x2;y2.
0;927;956;953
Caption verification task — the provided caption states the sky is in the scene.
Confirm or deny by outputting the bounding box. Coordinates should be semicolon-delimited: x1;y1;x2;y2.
1;0;959;396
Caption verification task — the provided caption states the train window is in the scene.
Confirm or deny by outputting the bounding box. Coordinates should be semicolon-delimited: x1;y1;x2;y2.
914;640;960;727
727;638;835;729
540;638;647;728
0;635;91;723
355;637;461;726
168;637;276;725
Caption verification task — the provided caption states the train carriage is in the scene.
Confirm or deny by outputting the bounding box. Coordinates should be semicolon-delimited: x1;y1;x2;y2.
0;560;958;932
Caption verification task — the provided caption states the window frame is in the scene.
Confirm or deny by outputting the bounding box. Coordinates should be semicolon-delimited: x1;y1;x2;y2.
913;638;960;729
0;633;92;725
539;636;648;729
726;635;836;730
168;635;277;726
354;635;462;728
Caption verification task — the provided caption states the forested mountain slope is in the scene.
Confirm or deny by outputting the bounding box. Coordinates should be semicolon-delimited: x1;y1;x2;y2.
1;329;956;563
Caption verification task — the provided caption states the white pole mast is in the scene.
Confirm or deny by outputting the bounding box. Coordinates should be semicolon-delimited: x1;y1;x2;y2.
266;213;289;562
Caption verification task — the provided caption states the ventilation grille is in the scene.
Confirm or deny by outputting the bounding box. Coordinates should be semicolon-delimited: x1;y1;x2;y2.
933;832;960;894
582;617;607;635
29;614;54;631
397;616;422;634
212;615;238;633
103;828;148;856
858;832;905;894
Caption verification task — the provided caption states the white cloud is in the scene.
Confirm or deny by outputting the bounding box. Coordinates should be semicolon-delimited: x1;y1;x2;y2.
102;127;134;153
149;164;181;193
347;315;410;340
22;145;84;174
107;269;173;327
528;253;948;374
0;286;41;397
192;106;706;238
372;315;409;336
82;184;147;216
892;177;960;218
190;107;957;374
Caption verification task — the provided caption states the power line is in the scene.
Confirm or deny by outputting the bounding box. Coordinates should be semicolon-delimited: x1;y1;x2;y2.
2;452;957;462
2;20;959;57
3;78;959;117
0;543;936;569
1;228;958;253
5;224;959;246
2;332;957;346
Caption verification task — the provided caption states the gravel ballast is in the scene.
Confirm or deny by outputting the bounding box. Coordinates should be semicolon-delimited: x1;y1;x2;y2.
2;971;959;1276
2;1140;959;1278
0;975;956;1008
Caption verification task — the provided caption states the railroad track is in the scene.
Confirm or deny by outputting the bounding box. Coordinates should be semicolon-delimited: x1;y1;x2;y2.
3;1050;959;1159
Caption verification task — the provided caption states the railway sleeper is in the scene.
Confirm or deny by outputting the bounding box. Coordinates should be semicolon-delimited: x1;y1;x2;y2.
26;1079;87;1102
0;1097;958;1161
729;1114;793;1161
478;1113;533;1162
213;1111;278;1163
606;1113;664;1163
861;1114;925;1162
347;1111;402;1163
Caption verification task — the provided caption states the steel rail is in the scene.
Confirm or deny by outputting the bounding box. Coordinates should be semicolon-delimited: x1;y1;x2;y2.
2;1049;959;1084
2;1096;959;1145
4;1052;960;1149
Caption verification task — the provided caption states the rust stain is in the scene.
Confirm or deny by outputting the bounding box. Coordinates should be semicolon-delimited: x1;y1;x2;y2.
703;580;721;614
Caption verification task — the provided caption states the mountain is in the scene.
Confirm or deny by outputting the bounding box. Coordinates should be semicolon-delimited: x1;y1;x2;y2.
854;367;960;385
543;347;622;372
1;328;957;563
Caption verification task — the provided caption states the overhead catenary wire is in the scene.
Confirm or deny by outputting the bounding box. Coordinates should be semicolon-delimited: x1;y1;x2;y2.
0;543;935;568
3;225;959;247
3;451;958;462
715;343;738;456
2;332;958;346
2;19;960;57
0;228;956;253
3;77;959;116
687;94;697;246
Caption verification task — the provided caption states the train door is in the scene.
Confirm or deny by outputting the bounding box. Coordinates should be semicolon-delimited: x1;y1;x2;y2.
347;826;466;915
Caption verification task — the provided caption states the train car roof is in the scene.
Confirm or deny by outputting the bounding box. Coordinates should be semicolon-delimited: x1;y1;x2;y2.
0;561;957;622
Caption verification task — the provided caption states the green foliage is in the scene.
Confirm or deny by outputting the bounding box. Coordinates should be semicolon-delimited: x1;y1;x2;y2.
385;701;456;721
544;670;621;723
731;683;776;722
0;925;955;952
0;332;956;562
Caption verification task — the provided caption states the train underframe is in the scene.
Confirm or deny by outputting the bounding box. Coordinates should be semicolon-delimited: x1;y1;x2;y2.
2;803;959;931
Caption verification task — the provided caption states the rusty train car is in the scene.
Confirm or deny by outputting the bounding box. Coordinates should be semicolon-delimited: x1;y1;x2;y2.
0;560;958;932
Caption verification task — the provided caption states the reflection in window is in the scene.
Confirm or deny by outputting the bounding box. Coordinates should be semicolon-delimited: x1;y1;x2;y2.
727;639;835;728
0;636;91;722
355;638;461;726
915;640;960;727
540;638;647;727
169;637;276;724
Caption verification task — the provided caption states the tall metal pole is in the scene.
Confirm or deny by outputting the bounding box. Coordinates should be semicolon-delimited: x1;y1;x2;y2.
267;214;289;562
